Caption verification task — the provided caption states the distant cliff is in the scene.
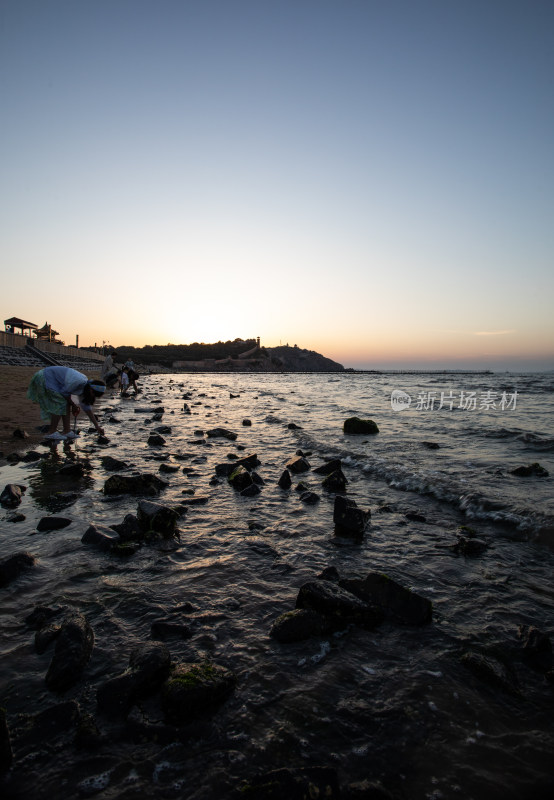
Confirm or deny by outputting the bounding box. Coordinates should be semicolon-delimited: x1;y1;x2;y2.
263;345;344;372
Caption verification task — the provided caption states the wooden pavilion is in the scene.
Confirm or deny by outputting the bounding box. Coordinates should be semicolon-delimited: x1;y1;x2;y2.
4;316;38;337
35;321;61;342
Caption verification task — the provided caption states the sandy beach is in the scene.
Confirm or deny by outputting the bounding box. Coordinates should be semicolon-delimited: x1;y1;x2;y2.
0;366;101;457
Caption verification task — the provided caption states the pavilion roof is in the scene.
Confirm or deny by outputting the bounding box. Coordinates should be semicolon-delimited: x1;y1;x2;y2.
4;316;38;328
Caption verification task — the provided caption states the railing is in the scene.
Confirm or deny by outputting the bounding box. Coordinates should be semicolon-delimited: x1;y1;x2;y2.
0;331;104;361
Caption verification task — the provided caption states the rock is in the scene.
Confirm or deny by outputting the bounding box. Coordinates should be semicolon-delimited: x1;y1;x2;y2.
134;406;164;414
25;605;63;630
74;711;103;750
343;417;379;434
109;513;143;541
300;491;320;504
405;511;426;522
0;483;26;508
517;625;553;671
322;469;348;492
296;580;383;630
215;462;236;477
333;495;370;537
235;453;261;470
340;572;433;625
161;661;237;724
13;427;29;439
242;419;252;426
461;650;520;695
180;495;209;505
56;462;85;479
251;471;265;485
0;552;37;587
151;620;193;640
422;441;440;449
35;623;62;654
103;473;168;496
159;462;180;473
237;767;340;799
148;434;166;446
45;613;94;692
97;435;110;445
81;524;120;552
100;456;129;471
6;453;21;463
228;465;253;492
206;428;238;440
318;566;340;582
37;516;72;532
270;609;327;642
313;459;342;475
277;469;292;490
241;483;261;497
286;455;310;473
21;450;42;463
7;512;25;523
287;422;302;429
97;642;171;717
0;707;13;773
510;462;549;477
454;536;488;556
137;499;179;539
155;426;172;434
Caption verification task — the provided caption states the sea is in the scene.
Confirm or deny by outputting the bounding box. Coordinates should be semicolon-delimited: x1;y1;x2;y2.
1;370;553;799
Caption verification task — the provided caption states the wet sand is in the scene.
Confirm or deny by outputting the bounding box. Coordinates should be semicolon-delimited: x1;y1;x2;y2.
0;366;100;457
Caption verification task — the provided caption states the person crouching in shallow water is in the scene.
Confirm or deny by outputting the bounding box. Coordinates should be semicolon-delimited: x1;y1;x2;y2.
27;366;106;441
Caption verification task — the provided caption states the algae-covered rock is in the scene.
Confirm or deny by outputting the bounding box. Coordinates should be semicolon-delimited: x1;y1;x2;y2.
162;661;237;724
228;465;253;492
270;608;327;642
322;469;348;492
343;417;379;434
97;642;171;717
137;499;179;539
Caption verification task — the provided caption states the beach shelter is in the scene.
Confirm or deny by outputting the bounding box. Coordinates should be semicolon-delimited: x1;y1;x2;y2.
35;321;60;342
4;316;38;336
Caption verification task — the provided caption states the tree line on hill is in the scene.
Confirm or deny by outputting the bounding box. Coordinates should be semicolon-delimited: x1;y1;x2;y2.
105;338;260;368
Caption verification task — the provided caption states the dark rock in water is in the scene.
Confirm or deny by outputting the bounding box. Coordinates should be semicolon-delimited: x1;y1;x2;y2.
405;511;426;523
135;406;164;414
0;707;13;773
230;393;240;398
237;767;340;799
235;453;261;470
179;495;209;505
333;495;370;537
206;427;238;441
13;427;29;439
25;605;64;630
296;580;383;630
97;642;171;717
103;473;168;496
37;516;72;532
137;499;179;539
151;620;193;640
110;513;143;541
454;536;488;556
461;650;520;695
100;455;129;471
318;566;340;582
340;572;433;625
6;453;21;463
0;551;36;587
155;425;172;434
241;483;261;497
300;491;320;504
313;459;342;476
45;613;94;692
422;441;440;449
74;711;103;750
56;462;85;479
322;469;348;492
7;512;25;523
517;625;553;671
242;418;252;426
21;450;42;462
159;462;180;473
343;417;379;434
148;433;166;446
287;422;302;429
510;462;549;477
286;455;310;473
35;623;62;654
97;435;110;445
295;481;310;494
81;524;120;552
0;483;26;508
229;465;253;492
215;462;236;477
270;608;327;642
277;469;292;490
251;471;265;485
161;661;237;724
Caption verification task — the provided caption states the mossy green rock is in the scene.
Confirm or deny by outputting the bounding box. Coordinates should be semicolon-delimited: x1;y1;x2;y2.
162;662;237;724
343;417;379;434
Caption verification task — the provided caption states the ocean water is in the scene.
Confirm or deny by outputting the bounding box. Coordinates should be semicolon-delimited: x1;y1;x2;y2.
1;371;553;799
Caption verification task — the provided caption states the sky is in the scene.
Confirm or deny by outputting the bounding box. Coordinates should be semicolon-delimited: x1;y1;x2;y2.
1;0;553;371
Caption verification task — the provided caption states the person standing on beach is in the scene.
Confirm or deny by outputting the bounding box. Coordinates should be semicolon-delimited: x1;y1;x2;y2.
27;366;106;440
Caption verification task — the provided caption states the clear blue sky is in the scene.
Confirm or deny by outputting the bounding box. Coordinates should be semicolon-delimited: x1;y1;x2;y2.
1;0;553;370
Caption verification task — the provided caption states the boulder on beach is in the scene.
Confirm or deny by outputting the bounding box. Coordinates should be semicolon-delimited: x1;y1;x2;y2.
285;455;310;473
340;572;433;625
270;608;327;642
161;661;237;725
100;456;129;471
0;551;37;588
296;580;383;630
510;462;549;477
333;495;370;537
45;613;94;692
229;465;254;492
0;483;26;508
147;433;166;446
322;469;348;492
277;469;292;490
37;516;72;532
97;642;172;717
313;459;342;476
103;473;168;496
137;499;179;539
206;427;238;440
461;649;520;695
81;524;121;552
343;417;379;434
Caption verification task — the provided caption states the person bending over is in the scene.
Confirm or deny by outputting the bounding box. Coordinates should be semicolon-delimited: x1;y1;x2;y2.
27;366;106;441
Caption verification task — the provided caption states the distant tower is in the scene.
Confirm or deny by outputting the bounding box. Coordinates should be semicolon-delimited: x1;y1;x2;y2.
256;336;260;348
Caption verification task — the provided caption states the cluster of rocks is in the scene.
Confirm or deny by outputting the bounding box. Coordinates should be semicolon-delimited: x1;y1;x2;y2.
270;566;433;643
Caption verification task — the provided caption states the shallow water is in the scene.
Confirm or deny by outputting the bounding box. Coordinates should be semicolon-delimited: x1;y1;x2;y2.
1;372;553;799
